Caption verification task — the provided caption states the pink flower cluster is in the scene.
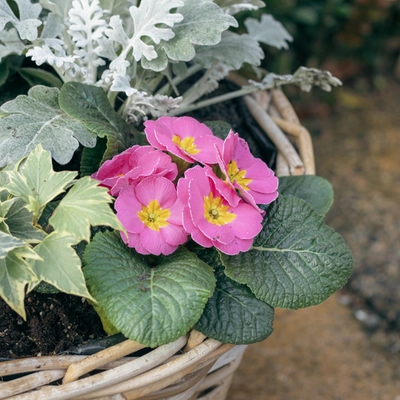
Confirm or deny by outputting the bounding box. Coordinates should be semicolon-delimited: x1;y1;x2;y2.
92;116;279;256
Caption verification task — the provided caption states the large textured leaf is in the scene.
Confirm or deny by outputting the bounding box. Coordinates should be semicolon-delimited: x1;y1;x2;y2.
0;85;97;167
0;240;39;319
28;231;95;301
194;248;274;344
162;0;238;62
0;0;42;41
49;176;124;243
59;82;137;160
84;231;216;347
194;31;263;69
4;145;77;219
0;197;46;242
223;195;354;309
244;14;293;50
278;175;334;216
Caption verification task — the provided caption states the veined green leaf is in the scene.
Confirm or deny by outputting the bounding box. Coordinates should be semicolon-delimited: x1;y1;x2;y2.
5;144;77;219
223;195;354;309
0;244;40;319
0;85;97;167
194;248;274;344
278;175;334;216
28;231;95;301
84;231;216;347
49;176;124;243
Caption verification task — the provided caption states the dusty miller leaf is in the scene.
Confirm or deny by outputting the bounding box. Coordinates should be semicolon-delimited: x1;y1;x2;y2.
0;28;26;62
215;0;265;15
0;85;97;167
194;31;263;70
0;0;42;41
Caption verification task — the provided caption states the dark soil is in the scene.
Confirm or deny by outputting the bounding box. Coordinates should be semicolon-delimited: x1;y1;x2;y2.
0;292;104;358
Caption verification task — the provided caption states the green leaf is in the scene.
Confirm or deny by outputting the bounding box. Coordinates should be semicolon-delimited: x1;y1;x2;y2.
0;85;97;167
0;230;27;258
84;231;216;347
49;176;124;243
223;195;354;309
0;241;40;319
0;197;46;242
18;67;63;88
163;0;238;62
80;137;108;177
5;144;77;219
28;231;95;301
244;14;293;50
203;120;232;140
195;31;263;70
194;248;274;344
278;175;334;216
59;82;137;161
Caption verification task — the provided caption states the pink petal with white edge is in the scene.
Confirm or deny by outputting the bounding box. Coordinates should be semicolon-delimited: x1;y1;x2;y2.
135;177;177;208
197;218;235;244
205;167;240;207
121;231;151;255
228;201;263;240
143;117;178;151
191;229;214;248
140;228;177;256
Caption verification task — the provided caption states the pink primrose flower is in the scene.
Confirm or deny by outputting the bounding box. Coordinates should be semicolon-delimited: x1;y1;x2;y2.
115;177;188;256
143;116;223;165
91;145;177;196
217;131;279;209
177;166;263;255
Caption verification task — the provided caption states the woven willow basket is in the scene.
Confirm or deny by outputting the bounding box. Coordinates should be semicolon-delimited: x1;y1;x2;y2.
0;87;314;400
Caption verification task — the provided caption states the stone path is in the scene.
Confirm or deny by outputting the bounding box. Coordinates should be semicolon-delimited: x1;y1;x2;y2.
228;80;400;399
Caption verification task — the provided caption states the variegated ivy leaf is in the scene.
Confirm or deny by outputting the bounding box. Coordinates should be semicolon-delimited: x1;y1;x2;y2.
245;14;293;50
105;0;184;63
0;234;40;319
49;176;124;243
27;231;95;302
249;67;342;93
194;31;263;70
0;85;97;167
0;0;42;41
215;0;265;15
5;144;77;220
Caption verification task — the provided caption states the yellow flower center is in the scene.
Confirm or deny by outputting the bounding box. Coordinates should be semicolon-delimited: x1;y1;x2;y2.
138;200;170;231
204;192;236;226
172;135;200;155
227;161;252;191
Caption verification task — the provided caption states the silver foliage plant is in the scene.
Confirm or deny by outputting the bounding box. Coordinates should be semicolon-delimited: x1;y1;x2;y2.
0;0;340;122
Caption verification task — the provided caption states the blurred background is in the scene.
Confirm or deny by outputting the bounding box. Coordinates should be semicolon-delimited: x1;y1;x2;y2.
229;1;400;398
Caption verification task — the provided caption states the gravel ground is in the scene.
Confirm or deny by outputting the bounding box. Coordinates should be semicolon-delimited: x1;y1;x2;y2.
228;79;400;399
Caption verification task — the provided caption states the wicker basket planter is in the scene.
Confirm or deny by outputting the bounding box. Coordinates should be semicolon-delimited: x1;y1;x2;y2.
0;88;315;400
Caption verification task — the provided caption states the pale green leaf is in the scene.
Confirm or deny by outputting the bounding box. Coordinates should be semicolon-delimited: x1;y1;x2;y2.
278;175;334;216
223;195;354;309
0;85;97;167
0;28;26;62
244;14;293;50
39;0;74;18
84;231;216;347
5;144;77;218
58;82;138;160
163;0;238;62
194;31;263;69
0;230;27;258
0;244;39;319
215;0;265;15
28;231;95;301
0;197;46;242
49;176;124;243
0;0;42;41
194;248;274;344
